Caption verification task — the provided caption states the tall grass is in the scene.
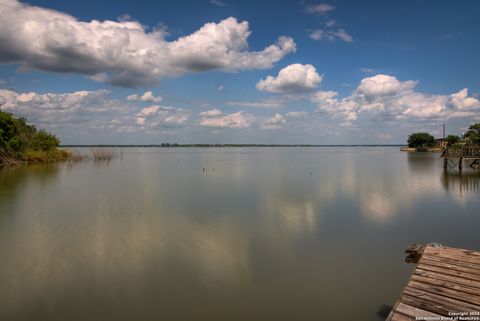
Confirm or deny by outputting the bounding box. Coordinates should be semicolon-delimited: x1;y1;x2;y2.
91;149;116;161
66;149;117;163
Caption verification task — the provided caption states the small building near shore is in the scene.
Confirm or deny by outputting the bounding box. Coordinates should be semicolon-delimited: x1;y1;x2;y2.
435;138;448;148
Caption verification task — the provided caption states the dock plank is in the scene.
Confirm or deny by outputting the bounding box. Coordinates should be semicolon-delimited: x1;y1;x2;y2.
410;274;480;297
422;253;480;270
414;268;480;289
408;279;480;305
395;302;443;319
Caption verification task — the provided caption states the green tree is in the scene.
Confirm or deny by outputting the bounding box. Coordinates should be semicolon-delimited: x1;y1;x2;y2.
464;123;480;145
0;111;36;154
407;132;436;148
445;135;460;146
30;130;60;151
1;110;63;166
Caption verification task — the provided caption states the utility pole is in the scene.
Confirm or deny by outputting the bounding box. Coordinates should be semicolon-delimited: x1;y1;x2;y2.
443;123;446;139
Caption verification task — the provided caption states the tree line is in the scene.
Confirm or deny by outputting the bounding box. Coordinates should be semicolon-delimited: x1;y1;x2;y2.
408;123;480;148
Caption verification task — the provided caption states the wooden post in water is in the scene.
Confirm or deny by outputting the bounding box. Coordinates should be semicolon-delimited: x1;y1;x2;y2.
443;158;448;171
459;157;463;171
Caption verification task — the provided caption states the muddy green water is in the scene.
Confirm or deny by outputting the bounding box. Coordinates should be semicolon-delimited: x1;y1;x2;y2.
1;147;479;321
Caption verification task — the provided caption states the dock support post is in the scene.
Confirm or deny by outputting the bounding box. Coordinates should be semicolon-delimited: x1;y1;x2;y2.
459;157;463;171
444;158;448;171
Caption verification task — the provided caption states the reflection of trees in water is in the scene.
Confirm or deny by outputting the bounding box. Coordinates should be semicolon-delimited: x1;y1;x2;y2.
441;171;480;193
407;152;437;174
0;164;60;211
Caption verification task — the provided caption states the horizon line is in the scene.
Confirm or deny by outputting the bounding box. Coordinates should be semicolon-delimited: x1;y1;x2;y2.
60;144;404;147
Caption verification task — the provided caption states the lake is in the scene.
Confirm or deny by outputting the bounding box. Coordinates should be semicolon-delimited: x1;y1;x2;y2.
1;147;479;321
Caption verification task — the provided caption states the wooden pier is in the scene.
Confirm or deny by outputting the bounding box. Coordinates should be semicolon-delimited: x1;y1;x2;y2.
443;146;480;171
386;244;480;320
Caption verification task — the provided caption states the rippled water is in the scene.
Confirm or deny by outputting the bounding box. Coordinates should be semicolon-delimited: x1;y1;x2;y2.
1;147;479;321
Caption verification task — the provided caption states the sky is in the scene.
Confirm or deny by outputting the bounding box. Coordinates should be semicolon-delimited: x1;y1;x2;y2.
0;0;479;144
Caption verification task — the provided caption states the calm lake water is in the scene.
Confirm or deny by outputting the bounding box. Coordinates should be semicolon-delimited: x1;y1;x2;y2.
1;147;479;321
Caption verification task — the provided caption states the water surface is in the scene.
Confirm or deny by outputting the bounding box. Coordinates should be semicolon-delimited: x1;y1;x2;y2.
1;147;479;320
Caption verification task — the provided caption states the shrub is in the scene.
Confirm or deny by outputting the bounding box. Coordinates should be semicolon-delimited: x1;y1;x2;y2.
445;135;460;146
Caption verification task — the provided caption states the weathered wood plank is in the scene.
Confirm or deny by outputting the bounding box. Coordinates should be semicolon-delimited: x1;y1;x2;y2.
417;263;480;282
424;247;480;263
421;257;480;276
411;274;480;297
414;268;480;289
400;286;479;314
422;253;480;270
440;246;480;259
389;312;414;321
408;279;480;305
400;294;451;316
395;302;443;319
425;246;480;259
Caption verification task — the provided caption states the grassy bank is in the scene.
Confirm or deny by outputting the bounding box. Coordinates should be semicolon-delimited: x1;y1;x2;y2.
1;148;71;166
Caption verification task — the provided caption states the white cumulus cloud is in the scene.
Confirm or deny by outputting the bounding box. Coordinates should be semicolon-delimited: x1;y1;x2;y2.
261;113;286;129
0;0;296;87
357;74;417;98
311;74;480;125
199;109;223;117
127;91;162;103
135;105;190;127
257;64;322;93
199;110;253;129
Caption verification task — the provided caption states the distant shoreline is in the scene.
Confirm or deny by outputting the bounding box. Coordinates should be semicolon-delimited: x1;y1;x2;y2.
61;144;404;148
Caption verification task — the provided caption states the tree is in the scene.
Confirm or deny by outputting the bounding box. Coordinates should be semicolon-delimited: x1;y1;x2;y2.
445;135;460;146
30;130;60;151
407;132;436;148
464;123;480;145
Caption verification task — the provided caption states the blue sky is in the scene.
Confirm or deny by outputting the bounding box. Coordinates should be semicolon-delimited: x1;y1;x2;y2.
0;0;479;144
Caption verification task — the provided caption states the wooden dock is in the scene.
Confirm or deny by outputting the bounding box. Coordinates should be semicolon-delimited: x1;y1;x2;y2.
443;146;480;171
386;244;480;320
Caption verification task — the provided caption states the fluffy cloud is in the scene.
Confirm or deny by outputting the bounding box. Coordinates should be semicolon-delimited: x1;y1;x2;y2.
357;74;417;98
199;109;223;117
256;64;322;93
449;89;480;110
135;105;190;127
0;88;193;137
309;29;353;42
312;91;358;124
199;110;253;128
311;74;480;124
0;89;129;131
127;91;162;103
262;113;286;129
0;0;296;87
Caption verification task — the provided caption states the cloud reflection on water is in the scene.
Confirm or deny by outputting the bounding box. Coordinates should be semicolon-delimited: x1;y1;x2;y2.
1;148;480;321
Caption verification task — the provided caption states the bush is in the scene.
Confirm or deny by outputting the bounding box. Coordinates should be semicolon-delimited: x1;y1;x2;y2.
407;132;436;148
445;135;460;146
0;111;37;154
30;130;60;151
